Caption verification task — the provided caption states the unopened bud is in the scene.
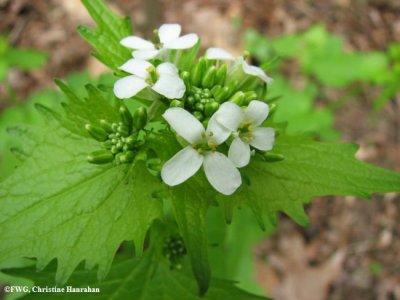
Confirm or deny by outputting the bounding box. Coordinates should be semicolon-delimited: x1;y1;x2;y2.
119;105;133;129
201;65;217;88
133;107;147;130
229;91;245;106
87;150;114;164
85;123;108;141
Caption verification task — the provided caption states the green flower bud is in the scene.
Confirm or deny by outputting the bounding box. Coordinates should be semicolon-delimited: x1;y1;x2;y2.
190;58;206;86
193;111;204;121
243;91;258;104
99;119;113;133
204;101;220;117
111;123;119;132
201;66;217;88
264;152;284;162
118;124;130;137
85;123;108;142
181;71;191;92
215;64;227;85
119;105;133;129
195;103;204;111
211;85;221;96
125;134;138;147
227;80;239;95
103;140;113;149
229;91;245;106
111;146;118;154
186;96;195;108
87;150;114;164
170;100;184;108
120;151;135;163
133;107;147;130
215;86;231;103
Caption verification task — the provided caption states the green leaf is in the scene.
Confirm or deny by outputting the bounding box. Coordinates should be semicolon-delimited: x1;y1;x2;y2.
0;80;163;284
78;0;132;70
230;134;400;229
5;247;269;300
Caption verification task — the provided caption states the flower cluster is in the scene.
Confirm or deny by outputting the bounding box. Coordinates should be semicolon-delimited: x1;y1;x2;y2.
108;23;275;195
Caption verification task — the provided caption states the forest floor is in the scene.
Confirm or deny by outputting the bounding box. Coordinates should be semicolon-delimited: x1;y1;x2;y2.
0;0;399;299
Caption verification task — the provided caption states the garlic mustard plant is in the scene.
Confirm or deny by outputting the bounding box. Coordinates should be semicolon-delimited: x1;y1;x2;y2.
1;1;400;298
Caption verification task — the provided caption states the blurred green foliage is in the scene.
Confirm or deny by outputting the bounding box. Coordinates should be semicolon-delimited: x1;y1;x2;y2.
245;24;400;140
0;36;47;81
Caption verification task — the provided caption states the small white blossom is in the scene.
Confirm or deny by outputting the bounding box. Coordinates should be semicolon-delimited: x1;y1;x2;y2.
120;24;199;60
214;100;275;168
113;59;185;99
205;47;273;84
161;107;242;195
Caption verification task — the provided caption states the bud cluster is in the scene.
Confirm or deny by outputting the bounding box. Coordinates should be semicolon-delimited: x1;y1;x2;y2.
85;105;148;165
168;58;263;126
163;235;187;269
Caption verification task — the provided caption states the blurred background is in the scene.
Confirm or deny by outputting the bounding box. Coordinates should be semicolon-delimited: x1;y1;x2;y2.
0;0;399;299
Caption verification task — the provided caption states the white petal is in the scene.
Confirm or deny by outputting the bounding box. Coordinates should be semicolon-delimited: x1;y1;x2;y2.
242;61;273;84
113;75;149;99
164;34;199;49
161;146;203;186
163;107;205;144
228;137;251;168
120;36;155;50
132;49;160;60
119;59;152;78
207;114;231;145
152;74;186;99
159;24;181;44
244;100;269;127
250;127;275;151
214;101;243;131
156;62;179;76
205;48;235;60
203;152;242;195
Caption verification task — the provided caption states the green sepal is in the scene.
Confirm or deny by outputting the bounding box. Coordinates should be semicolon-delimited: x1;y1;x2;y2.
201;66;217;88
229;91;245;106
84;123;108;141
133;107;148;130
119;105;133;129
87;150;114;164
190;58;206;86
215;64;227;85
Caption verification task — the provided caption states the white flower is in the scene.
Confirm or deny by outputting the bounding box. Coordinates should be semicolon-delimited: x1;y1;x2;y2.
161;107;242;195
214;100;275;168
113;59;185;99
120;24;199;60
205;47;273;84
